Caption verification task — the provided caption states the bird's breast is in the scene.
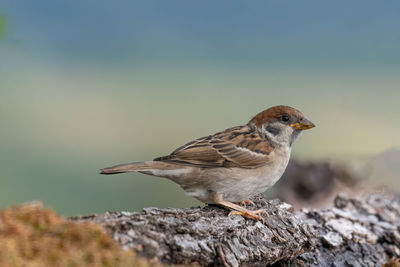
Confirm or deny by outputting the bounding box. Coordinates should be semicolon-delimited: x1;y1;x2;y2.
261;146;291;186
236;146;292;195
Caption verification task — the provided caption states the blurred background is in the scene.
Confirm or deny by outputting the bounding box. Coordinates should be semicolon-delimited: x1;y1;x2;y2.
0;1;399;216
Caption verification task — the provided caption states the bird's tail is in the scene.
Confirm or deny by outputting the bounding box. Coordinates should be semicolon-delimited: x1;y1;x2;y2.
100;161;157;175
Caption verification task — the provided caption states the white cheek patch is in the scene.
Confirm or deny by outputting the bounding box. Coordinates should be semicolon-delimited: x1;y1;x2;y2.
282;126;294;138
263;122;294;146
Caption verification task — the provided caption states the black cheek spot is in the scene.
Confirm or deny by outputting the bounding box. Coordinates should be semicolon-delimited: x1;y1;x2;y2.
266;125;281;136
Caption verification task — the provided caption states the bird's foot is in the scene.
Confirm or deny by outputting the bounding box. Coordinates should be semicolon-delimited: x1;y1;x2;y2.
229;209;266;221
238;199;255;206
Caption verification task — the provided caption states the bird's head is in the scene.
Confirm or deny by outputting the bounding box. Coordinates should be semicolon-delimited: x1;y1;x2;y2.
249;105;315;147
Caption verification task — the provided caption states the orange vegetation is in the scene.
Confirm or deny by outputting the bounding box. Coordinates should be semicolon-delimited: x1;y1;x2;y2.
0;202;152;267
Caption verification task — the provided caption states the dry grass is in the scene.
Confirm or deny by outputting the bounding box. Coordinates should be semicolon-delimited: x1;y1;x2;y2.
0;202;153;267
383;258;400;267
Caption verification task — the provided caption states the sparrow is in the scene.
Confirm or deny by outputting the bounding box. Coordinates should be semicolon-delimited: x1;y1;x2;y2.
101;105;315;220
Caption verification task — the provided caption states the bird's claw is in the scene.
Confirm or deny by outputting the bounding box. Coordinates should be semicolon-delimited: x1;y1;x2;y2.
238;199;255;206
229;209;266;220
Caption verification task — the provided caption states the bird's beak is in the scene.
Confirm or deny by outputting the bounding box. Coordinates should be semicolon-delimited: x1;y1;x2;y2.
290;118;315;130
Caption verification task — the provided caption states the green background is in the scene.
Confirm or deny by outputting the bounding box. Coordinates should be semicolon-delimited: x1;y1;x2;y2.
0;1;399;216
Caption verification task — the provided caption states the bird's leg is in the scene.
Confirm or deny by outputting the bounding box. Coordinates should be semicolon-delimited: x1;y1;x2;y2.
210;192;265;221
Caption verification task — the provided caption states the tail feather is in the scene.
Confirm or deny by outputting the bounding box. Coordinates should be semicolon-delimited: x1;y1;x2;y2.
100;161;154;175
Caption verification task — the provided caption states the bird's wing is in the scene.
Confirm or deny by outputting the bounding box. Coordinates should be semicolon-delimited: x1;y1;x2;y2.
154;125;274;168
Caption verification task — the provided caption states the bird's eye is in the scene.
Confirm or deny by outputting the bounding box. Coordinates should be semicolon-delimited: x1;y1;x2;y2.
281;114;290;122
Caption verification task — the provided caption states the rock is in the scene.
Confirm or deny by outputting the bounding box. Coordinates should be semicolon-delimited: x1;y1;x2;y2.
73;195;315;266
73;194;400;267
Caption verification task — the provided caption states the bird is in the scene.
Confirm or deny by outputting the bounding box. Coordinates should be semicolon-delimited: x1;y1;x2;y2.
100;105;315;220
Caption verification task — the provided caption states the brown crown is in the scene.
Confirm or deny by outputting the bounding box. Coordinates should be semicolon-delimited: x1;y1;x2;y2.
249;105;304;128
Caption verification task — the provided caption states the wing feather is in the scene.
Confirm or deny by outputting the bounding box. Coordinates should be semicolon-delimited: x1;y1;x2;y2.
154;125;274;168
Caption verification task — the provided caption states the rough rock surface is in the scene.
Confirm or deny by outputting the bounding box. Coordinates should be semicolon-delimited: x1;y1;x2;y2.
73;194;400;266
276;193;400;267
73;195;314;266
